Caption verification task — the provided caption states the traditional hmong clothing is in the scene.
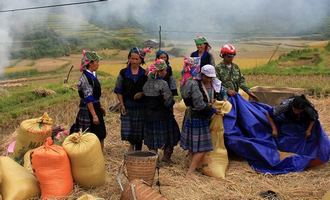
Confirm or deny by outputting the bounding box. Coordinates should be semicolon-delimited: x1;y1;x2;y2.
270;100;330;166
215;62;250;93
164;65;178;96
192;36;215;67
144;59;180;161
180;79;220;153
143;78;180;150
72;70;106;141
156;50;178;96
114;65;147;147
190;50;215;67
273;98;318;121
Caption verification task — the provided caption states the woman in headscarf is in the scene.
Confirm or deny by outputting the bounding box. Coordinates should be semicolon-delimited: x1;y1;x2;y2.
114;47;148;151
190;36;215;67
156;50;178;96
267;95;319;138
180;58;227;176
71;50;106;149
143;59;180;163
265;94;330;168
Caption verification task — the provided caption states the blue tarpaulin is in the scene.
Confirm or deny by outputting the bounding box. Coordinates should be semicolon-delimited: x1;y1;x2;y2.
223;95;330;174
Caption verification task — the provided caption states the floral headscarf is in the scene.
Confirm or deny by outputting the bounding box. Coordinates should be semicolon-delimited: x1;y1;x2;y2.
148;59;167;79
128;47;152;65
80;49;101;71
180;57;201;86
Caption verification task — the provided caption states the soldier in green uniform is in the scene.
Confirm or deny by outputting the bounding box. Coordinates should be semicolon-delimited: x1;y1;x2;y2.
215;44;259;101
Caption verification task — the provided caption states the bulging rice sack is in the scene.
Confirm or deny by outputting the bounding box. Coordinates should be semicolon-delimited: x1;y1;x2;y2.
0;159;2;184
32;137;73;199
77;194;101;200
0;156;40;200
200;100;232;179
23;149;34;174
63;132;106;188
238;89;249;101
175;99;187;113
323;191;330;200
12;113;53;162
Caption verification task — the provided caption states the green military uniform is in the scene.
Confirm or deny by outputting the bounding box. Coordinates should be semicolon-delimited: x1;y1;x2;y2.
215;62;250;93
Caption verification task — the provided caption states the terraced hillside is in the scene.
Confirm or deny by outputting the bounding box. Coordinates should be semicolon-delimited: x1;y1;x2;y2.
10;13;145;59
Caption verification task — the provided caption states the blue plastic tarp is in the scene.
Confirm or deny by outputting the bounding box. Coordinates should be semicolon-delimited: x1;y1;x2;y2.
223;95;330;174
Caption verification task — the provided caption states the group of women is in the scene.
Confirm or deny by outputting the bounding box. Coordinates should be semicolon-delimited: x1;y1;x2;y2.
71;36;330;176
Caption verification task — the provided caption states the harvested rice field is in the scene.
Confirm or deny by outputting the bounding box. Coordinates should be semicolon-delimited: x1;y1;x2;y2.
1;39;329;200
34;58;70;72
1;91;329;200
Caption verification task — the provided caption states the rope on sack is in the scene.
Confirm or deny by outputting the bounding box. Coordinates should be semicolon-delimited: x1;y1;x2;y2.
37;112;54;125
116;161;126;192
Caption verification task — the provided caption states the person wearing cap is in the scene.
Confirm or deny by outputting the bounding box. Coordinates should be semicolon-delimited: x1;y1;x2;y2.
143;59;180;163
180;63;226;176
114;47;148;151
215;44;259;101
156;50;178;96
71;49;107;149
191;36;215;67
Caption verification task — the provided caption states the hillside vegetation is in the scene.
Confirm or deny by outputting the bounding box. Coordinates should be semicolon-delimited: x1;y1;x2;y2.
10;14;144;59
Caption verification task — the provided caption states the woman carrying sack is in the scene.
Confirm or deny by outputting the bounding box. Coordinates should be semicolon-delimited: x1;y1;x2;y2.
180;61;227;177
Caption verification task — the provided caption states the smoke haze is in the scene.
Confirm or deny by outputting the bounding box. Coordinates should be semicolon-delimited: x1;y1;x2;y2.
0;0;329;72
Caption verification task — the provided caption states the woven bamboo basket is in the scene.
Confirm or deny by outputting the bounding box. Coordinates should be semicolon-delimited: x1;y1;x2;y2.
124;151;158;186
120;179;167;200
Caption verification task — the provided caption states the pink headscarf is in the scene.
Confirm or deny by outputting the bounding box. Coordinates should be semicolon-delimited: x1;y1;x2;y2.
147;59;167;79
80;49;100;72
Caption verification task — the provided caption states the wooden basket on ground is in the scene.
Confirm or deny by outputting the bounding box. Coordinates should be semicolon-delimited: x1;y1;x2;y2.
120;179;167;200
125;151;158;186
116;151;158;191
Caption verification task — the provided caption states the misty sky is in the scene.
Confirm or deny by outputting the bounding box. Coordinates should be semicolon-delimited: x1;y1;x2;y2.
95;0;330;35
0;0;329;70
1;0;329;34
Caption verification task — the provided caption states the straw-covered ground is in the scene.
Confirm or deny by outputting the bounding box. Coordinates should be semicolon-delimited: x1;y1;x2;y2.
1;92;329;200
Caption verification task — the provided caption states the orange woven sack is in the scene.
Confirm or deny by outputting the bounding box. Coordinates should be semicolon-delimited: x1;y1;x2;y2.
32;137;73;199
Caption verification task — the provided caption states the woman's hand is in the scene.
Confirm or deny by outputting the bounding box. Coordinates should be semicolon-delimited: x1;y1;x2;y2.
100;107;106;116
120;104;127;115
215;109;222;115
92;115;100;125
227;89;237;96
305;121;314;138
133;92;144;100
271;127;278;137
